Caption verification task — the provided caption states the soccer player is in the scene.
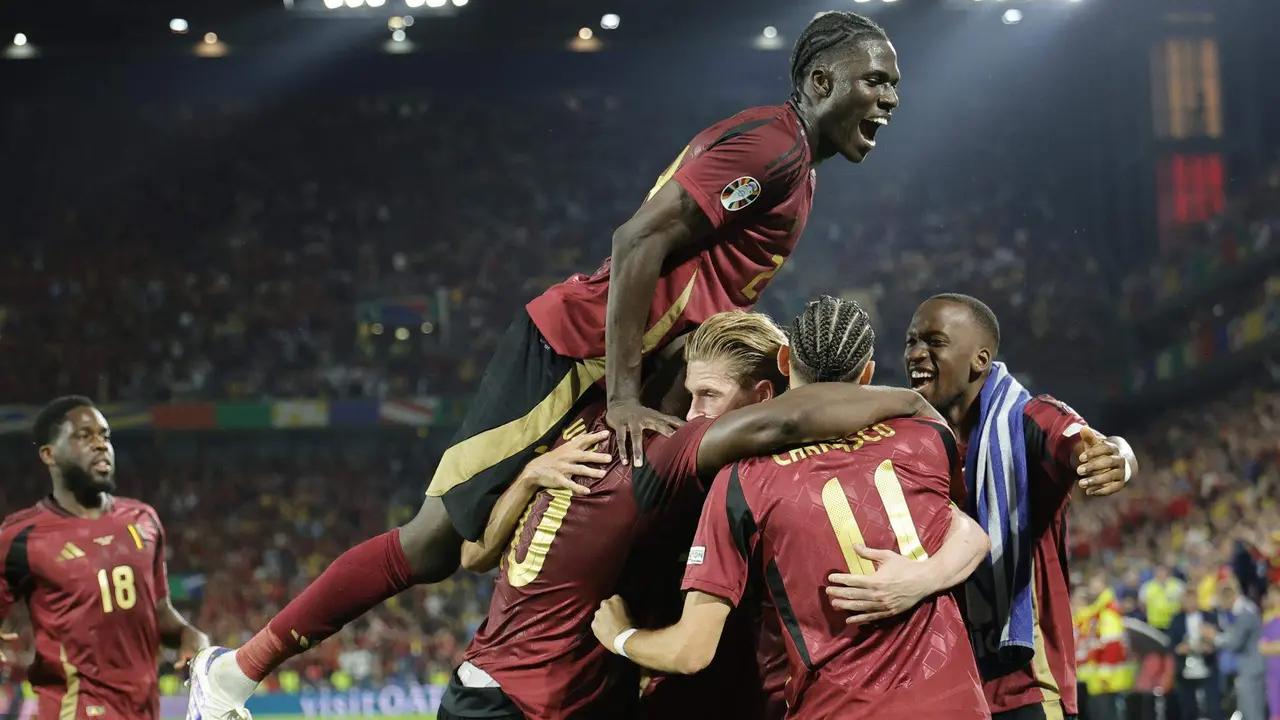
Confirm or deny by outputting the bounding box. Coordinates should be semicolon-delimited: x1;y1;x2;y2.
591;297;992;720
826;294;1139;720
0;396;210;720
440;310;979;720
187;11;903;718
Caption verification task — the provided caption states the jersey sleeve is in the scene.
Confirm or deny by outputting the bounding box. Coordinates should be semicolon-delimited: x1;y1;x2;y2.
1024;395;1090;490
0;520;33;624
151;513;170;601
680;462;759;606
643;416;716;493
672;121;803;229
911;418;965;505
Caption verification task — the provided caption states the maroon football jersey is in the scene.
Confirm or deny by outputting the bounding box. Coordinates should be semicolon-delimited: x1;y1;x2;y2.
0;495;168;720
526;103;815;360
462;402;715;720
683;418;989;720
972;395;1089;716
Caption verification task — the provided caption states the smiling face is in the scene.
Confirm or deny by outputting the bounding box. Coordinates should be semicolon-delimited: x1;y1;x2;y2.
903;299;992;415
41;405;116;495
810;37;900;163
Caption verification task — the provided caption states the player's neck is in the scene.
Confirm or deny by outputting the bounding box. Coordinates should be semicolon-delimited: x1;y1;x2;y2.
50;484;110;519
786;99;825;165
949;385;985;439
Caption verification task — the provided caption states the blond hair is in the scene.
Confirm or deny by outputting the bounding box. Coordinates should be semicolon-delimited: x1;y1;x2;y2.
685;310;789;388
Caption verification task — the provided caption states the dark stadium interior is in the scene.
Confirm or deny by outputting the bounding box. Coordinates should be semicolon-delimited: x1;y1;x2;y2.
0;0;1277;717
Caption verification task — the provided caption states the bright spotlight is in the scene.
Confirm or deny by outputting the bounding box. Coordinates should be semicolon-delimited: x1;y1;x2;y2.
1002;8;1022;24
404;0;423;6
203;32;218;44
451;0;468;6
578;27;594;40
854;0;871;3
601;13;620;29
394;327;410;341
12;33;27;47
882;0;898;3
402;14;414;25
424;0;446;7
368;0;387;7
392;29;406;41
345;0;364;7
762;26;777;39
169;18;189;34
323;0;342;7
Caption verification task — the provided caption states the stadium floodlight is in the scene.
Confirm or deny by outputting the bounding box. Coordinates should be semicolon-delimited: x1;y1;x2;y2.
392;29;406;41
424;0;446;7
368;0;387;7
169;18;189;33
203;32;218;44
854;0;871;3
12;33;27;47
762;26;777;39
578;27;593;40
451;0;468;6
881;0;898;3
404;0;424;6
1002;8;1022;24
402;14;414;25
601;13;620;30
345;0;364;7
323;0;342;7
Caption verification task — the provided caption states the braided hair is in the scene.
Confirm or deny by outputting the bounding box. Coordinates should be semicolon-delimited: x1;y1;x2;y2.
788;295;875;383
790;11;887;103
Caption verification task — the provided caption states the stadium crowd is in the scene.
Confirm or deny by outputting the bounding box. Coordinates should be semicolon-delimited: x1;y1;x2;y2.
0;94;1114;403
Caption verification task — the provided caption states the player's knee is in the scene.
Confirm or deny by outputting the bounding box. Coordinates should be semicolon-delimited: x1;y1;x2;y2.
399;496;463;583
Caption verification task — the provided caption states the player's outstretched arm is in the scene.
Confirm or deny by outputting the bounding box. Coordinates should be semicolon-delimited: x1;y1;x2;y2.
695;384;937;480
592;591;732;675
1073;428;1138;497
605;180;711;467
826;506;990;624
460;431;611;573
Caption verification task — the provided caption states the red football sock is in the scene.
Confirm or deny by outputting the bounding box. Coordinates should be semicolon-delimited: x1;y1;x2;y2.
235;528;418;681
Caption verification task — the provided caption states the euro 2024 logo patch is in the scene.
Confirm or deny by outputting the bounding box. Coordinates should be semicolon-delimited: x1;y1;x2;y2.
720;176;762;212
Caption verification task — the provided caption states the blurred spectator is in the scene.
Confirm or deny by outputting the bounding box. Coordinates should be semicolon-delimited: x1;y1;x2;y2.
1169;585;1223;720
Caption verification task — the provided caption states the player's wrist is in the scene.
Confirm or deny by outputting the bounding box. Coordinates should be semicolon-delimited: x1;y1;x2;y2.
612;627;638;658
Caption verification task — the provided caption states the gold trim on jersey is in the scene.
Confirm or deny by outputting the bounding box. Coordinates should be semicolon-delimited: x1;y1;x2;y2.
1029;558;1064;715
426;273;697;498
54;543;85;562
127;524;144;550
59;645;79;720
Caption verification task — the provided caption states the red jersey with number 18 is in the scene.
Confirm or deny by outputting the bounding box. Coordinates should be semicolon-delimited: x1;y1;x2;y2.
526;103;815;360
682;418;989;720
0;495;169;720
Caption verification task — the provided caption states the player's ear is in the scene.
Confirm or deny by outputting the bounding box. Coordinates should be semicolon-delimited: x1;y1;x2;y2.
750;378;775;402
777;345;792;378
858;361;875;386
38;444;56;467
810;66;833;100
971;347;992;376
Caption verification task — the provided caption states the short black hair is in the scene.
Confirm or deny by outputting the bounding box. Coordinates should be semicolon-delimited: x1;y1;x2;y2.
790;11;887;101
33;396;96;447
789;295;875;383
930;293;1001;351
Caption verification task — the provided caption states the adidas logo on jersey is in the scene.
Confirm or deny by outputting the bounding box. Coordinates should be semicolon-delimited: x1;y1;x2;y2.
54;542;86;562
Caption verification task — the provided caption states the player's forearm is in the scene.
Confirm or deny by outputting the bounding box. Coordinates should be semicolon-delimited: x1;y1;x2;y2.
616;623;718;676
460;477;539;573
605;228;669;404
156;600;198;648
917;507;990;595
697;385;935;477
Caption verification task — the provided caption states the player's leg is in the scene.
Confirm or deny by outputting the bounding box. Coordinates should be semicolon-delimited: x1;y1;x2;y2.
185;313;600;720
990;700;1076;720
437;670;528;720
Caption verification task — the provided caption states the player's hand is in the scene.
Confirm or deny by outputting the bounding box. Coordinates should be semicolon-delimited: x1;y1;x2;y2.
175;627;210;672
826;545;933;625
605;399;684;467
1076;427;1130;497
591;595;635;652
0;632;16;663
519;430;613;495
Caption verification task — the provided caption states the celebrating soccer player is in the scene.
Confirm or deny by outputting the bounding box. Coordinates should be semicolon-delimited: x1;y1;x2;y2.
439;311;962;720
591;297;993;720
825;294;1138;720
0;397;209;720
187;12;904;719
